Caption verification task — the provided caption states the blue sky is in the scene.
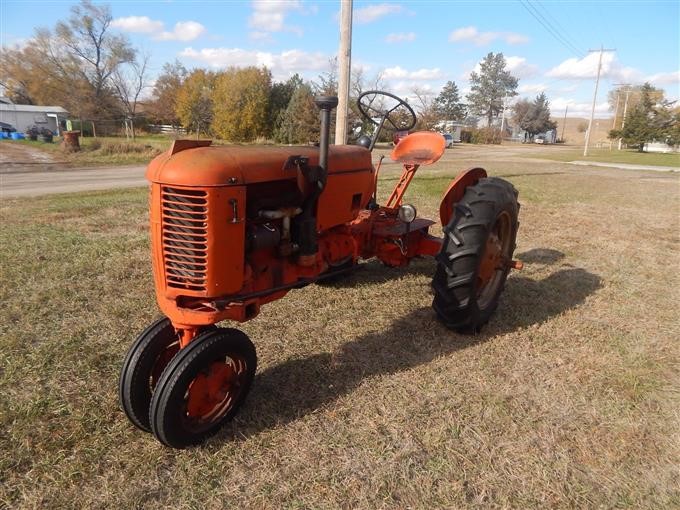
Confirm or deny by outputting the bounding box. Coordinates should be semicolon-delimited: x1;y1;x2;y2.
1;0;679;117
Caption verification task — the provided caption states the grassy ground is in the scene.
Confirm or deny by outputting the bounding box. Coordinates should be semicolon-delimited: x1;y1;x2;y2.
1;154;679;508
522;146;680;167
12;135;171;166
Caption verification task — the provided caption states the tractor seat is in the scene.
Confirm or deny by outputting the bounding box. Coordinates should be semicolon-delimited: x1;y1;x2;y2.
390;131;446;166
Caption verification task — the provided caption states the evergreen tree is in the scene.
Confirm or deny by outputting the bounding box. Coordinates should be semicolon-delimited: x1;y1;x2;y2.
466;52;518;127
276;83;319;144
610;83;660;152
269;74;303;138
433;81;465;121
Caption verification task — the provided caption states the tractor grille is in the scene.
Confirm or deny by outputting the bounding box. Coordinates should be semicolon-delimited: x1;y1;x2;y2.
161;186;209;292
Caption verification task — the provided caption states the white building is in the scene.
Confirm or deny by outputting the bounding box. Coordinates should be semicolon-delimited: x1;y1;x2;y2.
0;101;69;134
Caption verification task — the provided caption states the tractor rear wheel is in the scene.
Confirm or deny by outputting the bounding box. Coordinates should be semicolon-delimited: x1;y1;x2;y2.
431;177;519;333
149;328;257;448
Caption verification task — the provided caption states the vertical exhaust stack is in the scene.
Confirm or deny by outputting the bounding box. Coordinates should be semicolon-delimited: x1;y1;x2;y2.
315;96;339;175
296;96;338;266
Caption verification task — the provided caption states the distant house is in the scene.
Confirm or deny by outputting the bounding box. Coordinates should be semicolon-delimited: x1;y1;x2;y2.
0;101;69;135
434;120;469;142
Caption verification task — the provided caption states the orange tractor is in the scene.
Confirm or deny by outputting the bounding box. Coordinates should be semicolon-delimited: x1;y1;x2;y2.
119;91;521;448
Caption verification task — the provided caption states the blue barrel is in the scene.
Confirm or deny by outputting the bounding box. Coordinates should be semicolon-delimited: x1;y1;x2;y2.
11;132;22;140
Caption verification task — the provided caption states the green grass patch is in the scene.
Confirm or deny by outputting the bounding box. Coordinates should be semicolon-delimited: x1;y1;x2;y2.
526;147;680;167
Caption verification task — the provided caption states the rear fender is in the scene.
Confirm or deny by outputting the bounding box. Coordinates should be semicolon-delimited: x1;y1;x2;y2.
439;167;487;226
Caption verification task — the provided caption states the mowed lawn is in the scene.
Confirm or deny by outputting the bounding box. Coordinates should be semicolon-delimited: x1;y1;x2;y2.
1;149;679;508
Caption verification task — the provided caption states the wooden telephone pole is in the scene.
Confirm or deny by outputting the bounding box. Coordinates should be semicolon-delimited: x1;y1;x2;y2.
335;0;353;145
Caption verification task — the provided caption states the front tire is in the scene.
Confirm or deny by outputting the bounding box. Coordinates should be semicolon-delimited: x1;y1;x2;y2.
432;177;519;333
149;328;257;448
119;317;181;432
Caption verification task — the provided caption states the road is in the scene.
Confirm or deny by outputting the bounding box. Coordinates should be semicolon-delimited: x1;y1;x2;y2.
1;165;148;198
1;141;677;199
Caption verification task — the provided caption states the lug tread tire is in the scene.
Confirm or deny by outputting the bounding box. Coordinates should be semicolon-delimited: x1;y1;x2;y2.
149;328;257;449
432;177;519;333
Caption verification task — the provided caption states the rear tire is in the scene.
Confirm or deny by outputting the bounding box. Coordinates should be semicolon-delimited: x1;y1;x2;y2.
432;177;519;333
149;328;257;448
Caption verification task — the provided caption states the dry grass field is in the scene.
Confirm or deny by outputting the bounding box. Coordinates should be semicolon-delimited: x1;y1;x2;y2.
1;145;679;508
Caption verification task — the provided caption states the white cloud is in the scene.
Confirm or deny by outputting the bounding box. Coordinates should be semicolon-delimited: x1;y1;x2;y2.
249;0;303;37
505;56;539;79
385;32;416;43
546;52;640;81
354;3;403;24
112;16;205;41
644;70;680;85
449;26;529;46
519;83;548;94
550;97;611;118
383;66;443;81
180;46;328;79
111;16;164;34
157;21;206;42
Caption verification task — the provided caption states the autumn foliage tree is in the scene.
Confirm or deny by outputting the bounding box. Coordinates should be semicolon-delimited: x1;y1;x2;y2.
175;69;216;136
0;0;135;121
149;61;188;125
212;67;272;142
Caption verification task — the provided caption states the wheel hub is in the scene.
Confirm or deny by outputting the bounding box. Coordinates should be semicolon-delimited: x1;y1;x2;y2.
478;232;503;291
186;360;241;420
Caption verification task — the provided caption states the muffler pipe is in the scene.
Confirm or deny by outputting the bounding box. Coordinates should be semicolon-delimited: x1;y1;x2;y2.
314;96;338;176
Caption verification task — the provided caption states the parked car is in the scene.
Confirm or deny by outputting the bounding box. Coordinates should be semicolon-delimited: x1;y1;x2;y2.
443;133;454;148
534;135;546;144
0;121;16;134
393;130;409;145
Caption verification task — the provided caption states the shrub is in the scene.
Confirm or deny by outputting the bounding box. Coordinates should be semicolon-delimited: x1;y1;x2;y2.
99;141;154;155
471;127;502;144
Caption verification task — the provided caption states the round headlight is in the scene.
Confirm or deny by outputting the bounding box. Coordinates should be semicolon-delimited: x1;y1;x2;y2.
398;204;417;223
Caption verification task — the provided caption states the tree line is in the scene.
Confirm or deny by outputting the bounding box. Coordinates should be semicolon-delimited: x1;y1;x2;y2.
0;0;545;143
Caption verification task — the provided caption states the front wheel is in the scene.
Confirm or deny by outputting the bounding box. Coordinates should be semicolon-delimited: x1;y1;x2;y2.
149;328;257;448
431;177;519;333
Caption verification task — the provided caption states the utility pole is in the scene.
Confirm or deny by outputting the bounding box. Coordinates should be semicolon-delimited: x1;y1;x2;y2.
584;47;616;156
561;105;568;141
612;83;630;150
335;0;353;145
618;86;631;150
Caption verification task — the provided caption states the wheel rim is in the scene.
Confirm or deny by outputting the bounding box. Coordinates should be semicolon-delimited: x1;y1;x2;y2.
477;211;512;309
150;342;180;390
181;355;248;433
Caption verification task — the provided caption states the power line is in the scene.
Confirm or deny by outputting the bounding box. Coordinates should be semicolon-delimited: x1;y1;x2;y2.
519;0;585;58
532;0;587;56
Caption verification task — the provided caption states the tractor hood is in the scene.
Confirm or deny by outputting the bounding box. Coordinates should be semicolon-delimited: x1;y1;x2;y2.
146;142;373;187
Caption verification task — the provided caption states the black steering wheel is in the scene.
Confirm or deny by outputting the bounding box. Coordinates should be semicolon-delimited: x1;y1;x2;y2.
357;90;417;132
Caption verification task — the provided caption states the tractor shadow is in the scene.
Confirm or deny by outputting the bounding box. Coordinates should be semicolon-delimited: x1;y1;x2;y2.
219;253;602;444
318;257;438;288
